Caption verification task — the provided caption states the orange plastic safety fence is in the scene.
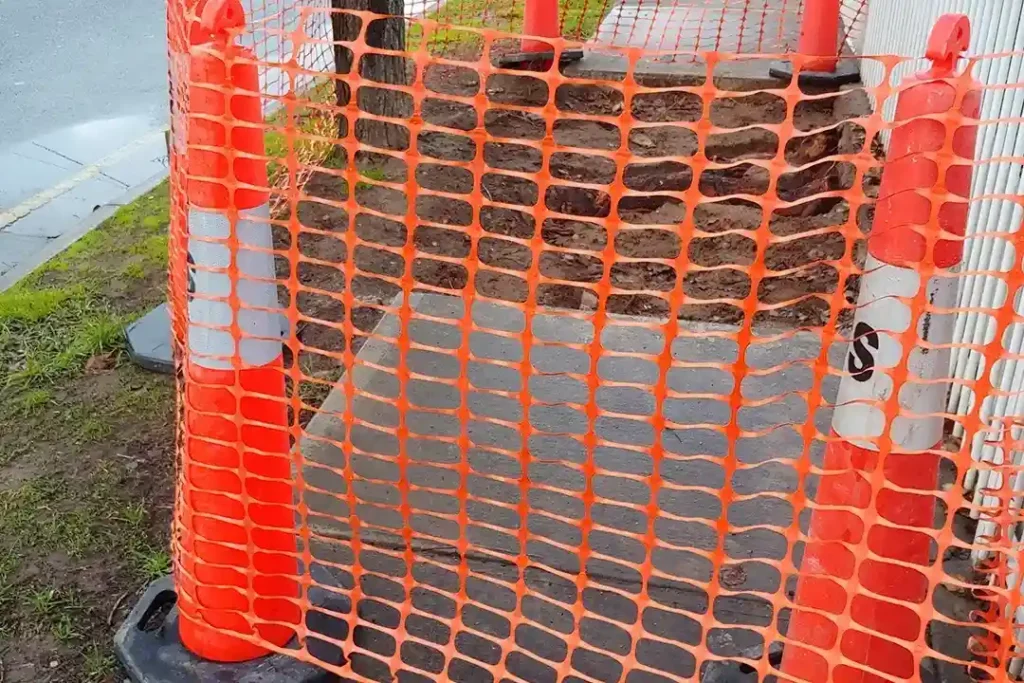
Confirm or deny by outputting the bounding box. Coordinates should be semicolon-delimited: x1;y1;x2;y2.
166;0;1024;681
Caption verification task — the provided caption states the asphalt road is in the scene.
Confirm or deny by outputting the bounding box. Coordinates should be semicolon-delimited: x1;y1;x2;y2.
0;0;168;150
0;1;323;286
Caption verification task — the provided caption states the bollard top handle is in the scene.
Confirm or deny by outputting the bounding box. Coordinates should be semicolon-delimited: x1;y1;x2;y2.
926;14;971;74
199;0;247;41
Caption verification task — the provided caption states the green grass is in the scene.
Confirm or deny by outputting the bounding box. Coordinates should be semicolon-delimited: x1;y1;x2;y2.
0;184;169;405
359;167;391;182
83;644;116;682
76;414;115;443
20;586;86;644
560;0;608;40
112;371;174;415
0;180;175;681
0;461;171;571
135;549;172;582
355;165;392;191
52;613;81;643
0;554;17;636
0;479;100;559
410;0;608;56
323;147;347;170
15;387;53;414
0;182;172;565
2;304;127;389
130;232;171;266
0;286;86;323
42;186;169;277
27;587;63;618
266;80;340;185
121;262;146;280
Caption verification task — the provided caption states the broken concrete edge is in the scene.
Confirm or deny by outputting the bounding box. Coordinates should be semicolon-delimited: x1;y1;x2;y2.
0;170;169;294
304;517;782;624
498;48;585;68
564;50;789;90
114;575;342;683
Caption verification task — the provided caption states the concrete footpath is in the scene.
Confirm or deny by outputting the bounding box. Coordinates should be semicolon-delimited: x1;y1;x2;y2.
0;123;169;291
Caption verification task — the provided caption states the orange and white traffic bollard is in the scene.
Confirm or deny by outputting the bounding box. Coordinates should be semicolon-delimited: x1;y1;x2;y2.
498;0;582;69
798;0;842;73
770;0;859;85
780;14;979;683
175;0;300;662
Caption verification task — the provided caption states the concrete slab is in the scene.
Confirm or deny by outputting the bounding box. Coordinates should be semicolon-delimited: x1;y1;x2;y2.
0;170;167;292
592;0;801;55
296;293;840;659
0;232;49;276
30;115;160;169
0;142;82;210
4;175;127;238
100;134;169;187
571;0;851;86
0;127;168;292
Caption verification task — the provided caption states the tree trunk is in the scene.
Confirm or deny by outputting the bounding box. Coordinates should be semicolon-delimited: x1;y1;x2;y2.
332;0;410;151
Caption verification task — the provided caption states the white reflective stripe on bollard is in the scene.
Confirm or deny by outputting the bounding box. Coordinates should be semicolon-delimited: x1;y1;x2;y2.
187;204;283;369
832;254;958;451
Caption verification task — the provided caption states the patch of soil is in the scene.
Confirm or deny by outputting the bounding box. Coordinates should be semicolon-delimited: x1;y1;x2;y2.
0;415;176;683
0;198;175;682
283;64;881;399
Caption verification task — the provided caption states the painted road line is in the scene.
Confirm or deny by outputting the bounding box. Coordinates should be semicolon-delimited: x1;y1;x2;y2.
0;170;168;293
0;126;168;230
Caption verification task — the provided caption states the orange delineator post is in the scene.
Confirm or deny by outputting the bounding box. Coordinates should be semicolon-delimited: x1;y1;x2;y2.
522;0;559;54
176;0;300;663
780;14;979;683
798;0;842;73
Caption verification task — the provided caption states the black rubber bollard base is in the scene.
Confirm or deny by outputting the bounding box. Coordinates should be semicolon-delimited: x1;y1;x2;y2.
115;576;345;682
497;48;584;69
125;304;175;375
769;59;861;87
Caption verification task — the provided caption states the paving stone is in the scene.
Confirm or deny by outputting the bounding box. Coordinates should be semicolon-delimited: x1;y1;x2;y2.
0;142;81;210
593;0;801;54
4;175;126;238
0;232;49;275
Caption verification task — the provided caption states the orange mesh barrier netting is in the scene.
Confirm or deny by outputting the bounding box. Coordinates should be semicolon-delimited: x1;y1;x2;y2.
160;0;1024;681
